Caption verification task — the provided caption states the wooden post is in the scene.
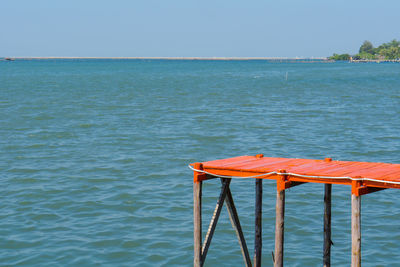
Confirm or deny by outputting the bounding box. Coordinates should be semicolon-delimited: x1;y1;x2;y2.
254;178;262;267
323;184;332;267
194;181;202;267
193;163;204;267
274;174;286;267
351;193;361;267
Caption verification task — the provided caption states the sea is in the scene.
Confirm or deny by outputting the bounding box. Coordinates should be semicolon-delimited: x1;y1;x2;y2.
1;59;400;266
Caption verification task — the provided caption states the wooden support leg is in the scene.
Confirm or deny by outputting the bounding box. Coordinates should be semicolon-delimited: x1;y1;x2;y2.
225;187;252;267
274;187;285;267
194;181;202;267
201;178;231;265
323;184;332;267
254;179;262;267
351;193;361;267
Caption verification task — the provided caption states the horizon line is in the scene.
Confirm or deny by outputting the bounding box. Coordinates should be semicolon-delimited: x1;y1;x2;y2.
3;56;329;60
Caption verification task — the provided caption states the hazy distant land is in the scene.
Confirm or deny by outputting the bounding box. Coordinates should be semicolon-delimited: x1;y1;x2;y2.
2;56;329;61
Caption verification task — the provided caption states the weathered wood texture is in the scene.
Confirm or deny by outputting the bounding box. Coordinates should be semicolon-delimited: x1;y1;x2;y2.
194;181;202;267
351;194;361;267
323;184;332;267
201;178;231;265
225;186;252;267
254;179;262;267
274;188;285;267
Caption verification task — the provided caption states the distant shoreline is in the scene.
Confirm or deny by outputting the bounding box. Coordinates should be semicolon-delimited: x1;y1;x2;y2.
2;57;399;63
351;59;400;63
2;56;329;61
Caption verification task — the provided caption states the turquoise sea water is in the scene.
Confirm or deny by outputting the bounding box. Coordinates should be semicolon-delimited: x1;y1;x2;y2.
1;59;400;266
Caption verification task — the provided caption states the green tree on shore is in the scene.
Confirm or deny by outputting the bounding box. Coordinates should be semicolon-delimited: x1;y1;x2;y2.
359;40;374;54
329;53;350;61
329;39;400;60
380;46;400;59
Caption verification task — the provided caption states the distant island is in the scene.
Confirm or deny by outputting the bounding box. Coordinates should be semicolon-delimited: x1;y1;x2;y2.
330;39;400;62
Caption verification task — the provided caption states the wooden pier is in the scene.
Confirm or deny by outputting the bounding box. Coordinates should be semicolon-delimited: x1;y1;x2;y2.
190;154;400;266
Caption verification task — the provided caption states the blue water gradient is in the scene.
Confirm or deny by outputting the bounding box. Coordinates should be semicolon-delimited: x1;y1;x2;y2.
1;59;400;266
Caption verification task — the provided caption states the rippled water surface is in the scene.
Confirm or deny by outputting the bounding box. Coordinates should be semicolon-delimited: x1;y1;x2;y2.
1;59;400;266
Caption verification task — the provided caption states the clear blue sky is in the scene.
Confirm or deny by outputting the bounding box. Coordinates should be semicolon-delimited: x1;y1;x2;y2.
1;0;399;57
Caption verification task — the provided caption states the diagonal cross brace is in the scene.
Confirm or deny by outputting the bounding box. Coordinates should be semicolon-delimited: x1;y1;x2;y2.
201;178;231;264
200;178;252;267
224;179;252;267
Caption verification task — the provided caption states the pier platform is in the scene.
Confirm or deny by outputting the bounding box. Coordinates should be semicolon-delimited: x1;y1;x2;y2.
190;154;400;267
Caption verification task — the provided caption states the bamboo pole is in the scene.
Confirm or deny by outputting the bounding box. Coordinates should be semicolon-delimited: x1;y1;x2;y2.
194;181;202;267
274;185;285;267
323;184;332;267
351;193;361;267
254;179;262;267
